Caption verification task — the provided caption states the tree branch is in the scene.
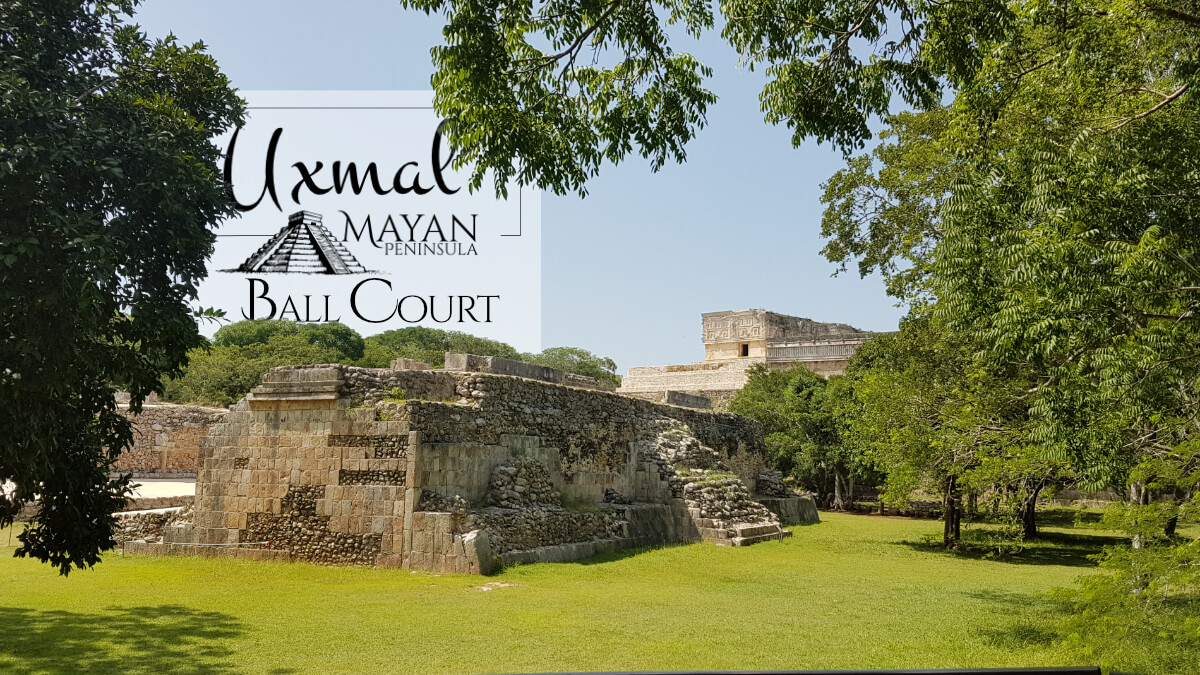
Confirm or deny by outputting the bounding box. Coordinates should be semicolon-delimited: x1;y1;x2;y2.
1146;5;1200;28
1108;84;1190;130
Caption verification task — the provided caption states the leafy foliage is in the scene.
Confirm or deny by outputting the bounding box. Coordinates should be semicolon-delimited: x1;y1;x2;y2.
729;364;876;507
1054;540;1200;675
840;314;1069;544
400;0;718;195
820;108;956;301
844;2;1200;663
164;321;622;406
405;0;1020;195
365;326;522;366
162;336;343;408
523;346;620;388
0;0;243;573
213;320;365;360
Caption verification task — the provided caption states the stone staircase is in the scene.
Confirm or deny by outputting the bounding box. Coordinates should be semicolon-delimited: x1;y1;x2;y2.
688;511;791;546
246;366;344;403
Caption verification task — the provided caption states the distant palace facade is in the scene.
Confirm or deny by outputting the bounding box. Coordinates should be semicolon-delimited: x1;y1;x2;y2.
617;310;874;410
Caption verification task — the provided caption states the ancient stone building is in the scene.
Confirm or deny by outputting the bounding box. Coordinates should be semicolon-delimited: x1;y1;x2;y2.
618;309;873;410
127;355;817;573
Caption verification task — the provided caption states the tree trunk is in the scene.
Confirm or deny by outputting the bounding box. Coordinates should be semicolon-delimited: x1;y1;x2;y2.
848;475;856;512
1126;481;1147;547
943;475;962;548
831;472;845;511
967;492;978;518
1164;516;1178;537
1021;486;1041;540
1129;482;1148;505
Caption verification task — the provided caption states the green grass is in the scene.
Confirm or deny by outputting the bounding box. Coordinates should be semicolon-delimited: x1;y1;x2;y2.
0;513;1118;674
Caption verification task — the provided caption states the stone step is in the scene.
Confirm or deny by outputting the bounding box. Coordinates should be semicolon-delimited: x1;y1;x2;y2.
733;522;783;538
730;529;791;547
262;369;342;383
698;527;732;542
730;528;792;547
252;381;342;393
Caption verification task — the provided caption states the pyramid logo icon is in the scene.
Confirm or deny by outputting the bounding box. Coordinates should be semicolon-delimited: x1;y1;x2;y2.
230;211;367;275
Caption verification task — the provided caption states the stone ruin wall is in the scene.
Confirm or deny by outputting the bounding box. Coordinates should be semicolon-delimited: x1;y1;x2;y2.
114;404;227;475
154;360;815;574
619;310;876;409
618;360;759;412
11;402;222;522
616;390;712;410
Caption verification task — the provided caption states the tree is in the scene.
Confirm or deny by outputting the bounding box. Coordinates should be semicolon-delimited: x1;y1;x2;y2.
366;326;522;367
843;316;976;544
523;346;621;388
213;320;365;360
400;0;1017;194
165;321;625;405
0;1;243;573
820;108;956;301
164;336;344;407
842;314;1067;545
729;364;874;508
919;7;1200;661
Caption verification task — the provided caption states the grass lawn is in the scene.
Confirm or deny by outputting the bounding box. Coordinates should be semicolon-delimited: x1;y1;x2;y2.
0;512;1123;674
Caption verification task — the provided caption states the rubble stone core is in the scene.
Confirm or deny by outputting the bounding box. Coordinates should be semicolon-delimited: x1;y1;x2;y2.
138;357;817;573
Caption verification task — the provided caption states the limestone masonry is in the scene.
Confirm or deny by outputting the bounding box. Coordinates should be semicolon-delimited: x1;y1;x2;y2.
125;355;817;573
618;309;874;410
114;403;227;475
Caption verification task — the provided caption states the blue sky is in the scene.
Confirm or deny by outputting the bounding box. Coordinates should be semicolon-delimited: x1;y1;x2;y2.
135;0;904;372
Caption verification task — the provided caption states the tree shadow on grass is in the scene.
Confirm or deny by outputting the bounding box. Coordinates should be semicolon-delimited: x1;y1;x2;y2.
0;605;245;674
974;620;1061;649
897;530;1124;567
963;590;1069;651
1037;508;1106;528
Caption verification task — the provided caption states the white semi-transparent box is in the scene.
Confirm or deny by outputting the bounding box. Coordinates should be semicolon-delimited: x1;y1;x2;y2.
198;90;542;352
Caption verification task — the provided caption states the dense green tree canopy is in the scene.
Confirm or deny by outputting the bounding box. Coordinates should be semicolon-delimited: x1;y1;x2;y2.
165;321;623;407
524;347;621;388
402;0;1019;194
730;364;875;507
163;336;344;408
366;326;522;366
820;108;955;301
0;0;243;573
213;320;365;360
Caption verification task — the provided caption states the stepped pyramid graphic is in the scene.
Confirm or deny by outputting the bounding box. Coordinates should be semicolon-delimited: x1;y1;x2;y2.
230;211;366;274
